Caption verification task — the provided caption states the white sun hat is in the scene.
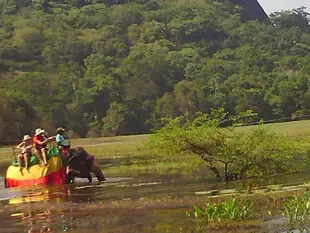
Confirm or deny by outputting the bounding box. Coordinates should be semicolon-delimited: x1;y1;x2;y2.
23;135;31;141
35;128;44;136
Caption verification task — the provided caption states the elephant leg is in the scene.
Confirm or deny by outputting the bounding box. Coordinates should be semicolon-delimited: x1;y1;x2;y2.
67;168;83;184
68;165;92;183
90;162;106;182
78;166;93;183
86;172;92;183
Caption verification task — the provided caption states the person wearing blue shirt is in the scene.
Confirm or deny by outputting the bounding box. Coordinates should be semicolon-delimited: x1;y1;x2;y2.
56;127;70;149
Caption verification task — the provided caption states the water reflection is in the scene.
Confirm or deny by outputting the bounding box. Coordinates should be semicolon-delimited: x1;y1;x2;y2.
0;177;205;233
8;185;69;205
1;184;98;233
21;211;52;233
10;207;80;233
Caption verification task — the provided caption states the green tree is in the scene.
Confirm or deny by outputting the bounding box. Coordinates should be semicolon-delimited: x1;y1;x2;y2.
148;110;304;181
102;102;136;136
0;0;310;138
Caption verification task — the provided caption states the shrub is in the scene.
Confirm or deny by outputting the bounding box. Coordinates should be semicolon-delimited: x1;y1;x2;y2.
147;109;306;181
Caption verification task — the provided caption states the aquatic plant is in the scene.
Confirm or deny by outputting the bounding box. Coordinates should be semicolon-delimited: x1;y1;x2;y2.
188;198;252;223
283;192;310;226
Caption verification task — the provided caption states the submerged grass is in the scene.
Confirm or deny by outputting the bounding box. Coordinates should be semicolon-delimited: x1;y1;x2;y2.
189;199;252;223
283;192;310;231
186;188;310;231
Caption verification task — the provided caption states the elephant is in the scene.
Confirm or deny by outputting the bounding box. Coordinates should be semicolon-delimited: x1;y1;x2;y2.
62;147;106;184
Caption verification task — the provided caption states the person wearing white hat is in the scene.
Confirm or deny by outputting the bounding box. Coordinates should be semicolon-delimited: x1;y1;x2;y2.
16;135;33;171
33;128;55;165
56;127;70;148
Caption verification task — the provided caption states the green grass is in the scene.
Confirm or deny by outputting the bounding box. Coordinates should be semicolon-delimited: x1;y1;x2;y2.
236;120;310;139
72;134;149;158
0;146;18;163
66;120;310;177
1;120;310;174
0;134;149;163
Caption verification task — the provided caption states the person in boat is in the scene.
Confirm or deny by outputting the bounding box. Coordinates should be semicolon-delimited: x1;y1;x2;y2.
16;135;33;171
55;127;72;176
54;127;105;183
55;127;70;156
54;128;95;183
33;128;55;165
42;129;49;140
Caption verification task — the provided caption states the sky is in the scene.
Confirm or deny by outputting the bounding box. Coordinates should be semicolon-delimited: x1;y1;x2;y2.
258;0;310;15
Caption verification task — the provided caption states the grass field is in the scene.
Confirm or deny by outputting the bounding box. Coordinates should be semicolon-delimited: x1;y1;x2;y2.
1;120;310;158
236;120;310;138
72;134;149;158
0;120;310;168
81;119;310;158
0;134;148;162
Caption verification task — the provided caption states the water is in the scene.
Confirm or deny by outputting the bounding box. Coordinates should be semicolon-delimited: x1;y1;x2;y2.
0;174;207;233
1;160;310;233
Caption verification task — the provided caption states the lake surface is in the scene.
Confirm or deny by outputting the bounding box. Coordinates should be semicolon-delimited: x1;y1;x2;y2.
0;173;211;233
1;159;310;233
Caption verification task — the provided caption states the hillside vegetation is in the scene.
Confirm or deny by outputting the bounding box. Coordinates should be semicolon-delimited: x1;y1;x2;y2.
0;0;310;139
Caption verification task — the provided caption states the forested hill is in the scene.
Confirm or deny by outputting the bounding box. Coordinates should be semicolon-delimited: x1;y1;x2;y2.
0;0;310;140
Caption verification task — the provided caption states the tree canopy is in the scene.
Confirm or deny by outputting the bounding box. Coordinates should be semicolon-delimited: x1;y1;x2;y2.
0;0;310;139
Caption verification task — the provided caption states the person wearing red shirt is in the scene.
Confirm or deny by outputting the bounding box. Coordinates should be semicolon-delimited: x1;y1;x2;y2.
33;128;55;165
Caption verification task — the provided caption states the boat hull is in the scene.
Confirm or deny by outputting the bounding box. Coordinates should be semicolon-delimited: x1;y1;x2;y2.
5;156;66;188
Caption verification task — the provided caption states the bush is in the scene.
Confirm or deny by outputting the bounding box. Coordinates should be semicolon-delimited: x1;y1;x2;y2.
147;109;306;181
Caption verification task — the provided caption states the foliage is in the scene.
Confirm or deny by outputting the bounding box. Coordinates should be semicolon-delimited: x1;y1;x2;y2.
0;1;310;139
187;199;252;224
147;109;305;181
